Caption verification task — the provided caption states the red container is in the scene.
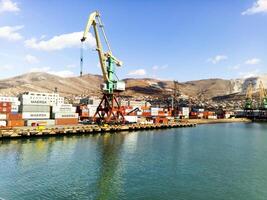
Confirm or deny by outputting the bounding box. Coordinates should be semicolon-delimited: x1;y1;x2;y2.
0;107;12;113
0;102;11;107
55;118;78;125
7;120;24;127
7;113;22;120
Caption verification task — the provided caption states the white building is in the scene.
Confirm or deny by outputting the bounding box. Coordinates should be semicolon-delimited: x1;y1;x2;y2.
19;92;64;106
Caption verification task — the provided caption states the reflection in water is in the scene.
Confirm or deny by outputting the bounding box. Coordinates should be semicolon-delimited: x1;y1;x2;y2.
95;133;126;200
1;123;267;199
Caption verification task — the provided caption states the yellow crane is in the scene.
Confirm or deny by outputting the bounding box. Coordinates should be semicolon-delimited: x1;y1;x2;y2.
81;11;125;124
244;82;253;110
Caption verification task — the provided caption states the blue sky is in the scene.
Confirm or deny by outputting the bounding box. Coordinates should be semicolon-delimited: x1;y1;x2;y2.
0;0;267;82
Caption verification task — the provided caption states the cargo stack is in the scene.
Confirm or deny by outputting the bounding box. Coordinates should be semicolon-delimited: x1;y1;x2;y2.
52;104;78;125
77;105;89;121
6;113;24;127
20;105;51;125
0;102;11;127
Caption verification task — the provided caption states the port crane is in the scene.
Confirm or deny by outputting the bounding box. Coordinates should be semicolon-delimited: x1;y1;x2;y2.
81;11;125;124
244;82;253;110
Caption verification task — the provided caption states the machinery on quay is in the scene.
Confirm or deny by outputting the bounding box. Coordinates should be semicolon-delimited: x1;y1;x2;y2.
259;81;267;110
244;82;253;110
81;11;125;124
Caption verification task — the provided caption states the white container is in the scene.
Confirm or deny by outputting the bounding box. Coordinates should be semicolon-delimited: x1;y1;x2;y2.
125;116;138;123
0;114;7;120
88;106;98;117
26;119;55;126
52;113;78;119
151;107;159;116
22;112;50;119
52;104;76;113
20;105;51;112
181;107;190;116
11;105;19;112
0;120;7;127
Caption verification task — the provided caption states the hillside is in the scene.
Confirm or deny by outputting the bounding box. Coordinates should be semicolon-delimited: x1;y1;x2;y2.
0;72;266;100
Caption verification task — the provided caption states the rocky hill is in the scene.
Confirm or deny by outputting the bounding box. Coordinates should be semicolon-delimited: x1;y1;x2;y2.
0;72;266;100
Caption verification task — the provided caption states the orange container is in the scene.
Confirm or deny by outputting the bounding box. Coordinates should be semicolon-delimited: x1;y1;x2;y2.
142;112;151;117
7;113;22;120
55;118;78;125
154;117;168;124
7;119;24;127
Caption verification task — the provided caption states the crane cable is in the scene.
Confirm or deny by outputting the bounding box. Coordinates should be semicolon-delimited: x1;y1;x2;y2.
97;16;112;54
80;42;84;77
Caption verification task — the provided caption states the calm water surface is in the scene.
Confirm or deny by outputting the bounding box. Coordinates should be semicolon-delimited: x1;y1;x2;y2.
1;123;267;200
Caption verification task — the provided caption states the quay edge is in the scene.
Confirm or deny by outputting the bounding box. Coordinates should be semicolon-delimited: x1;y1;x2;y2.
0;122;196;139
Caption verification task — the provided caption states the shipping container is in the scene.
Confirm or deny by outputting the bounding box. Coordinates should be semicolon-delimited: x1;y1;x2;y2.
0;107;11;113
124;116;138;123
0;102;11;107
7;120;24;127
154;117;168;124
7;113;22;120
26;119;55;126
22;112;50;119
20;105;51;112
55;118;78;125
52;104;76;113
52;113;78;119
0;114;7;120
11;105;19;112
0;120;7;127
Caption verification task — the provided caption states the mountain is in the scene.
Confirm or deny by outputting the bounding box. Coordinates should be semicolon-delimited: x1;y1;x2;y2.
0;72;266;100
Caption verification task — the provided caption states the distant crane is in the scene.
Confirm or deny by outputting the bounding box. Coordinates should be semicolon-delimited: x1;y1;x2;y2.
244;82;253;110
81;11;125;124
259;81;267;110
172;81;180;117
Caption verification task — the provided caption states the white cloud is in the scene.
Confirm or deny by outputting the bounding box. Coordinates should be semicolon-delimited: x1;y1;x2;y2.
127;69;146;76
239;69;260;78
207;55;228;64
242;0;267;15
25;31;95;51
0;0;19;14
29;66;74;77
244;58;261;65
0;25;23;41
25;54;39;64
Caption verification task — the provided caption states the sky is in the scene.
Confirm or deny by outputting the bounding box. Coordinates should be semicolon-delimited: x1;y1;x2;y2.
0;0;267;82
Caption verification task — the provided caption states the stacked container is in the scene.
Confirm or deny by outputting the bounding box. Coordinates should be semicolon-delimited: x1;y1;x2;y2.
6;113;24;127
77;105;89;121
52;104;78;125
0;102;11;127
0;96;21;113
20;105;51;120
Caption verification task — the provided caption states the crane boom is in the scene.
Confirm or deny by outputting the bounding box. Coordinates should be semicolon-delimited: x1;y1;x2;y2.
81;11;109;82
81;11;123;94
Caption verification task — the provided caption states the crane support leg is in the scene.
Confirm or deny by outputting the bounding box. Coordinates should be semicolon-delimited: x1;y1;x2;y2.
93;93;125;124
